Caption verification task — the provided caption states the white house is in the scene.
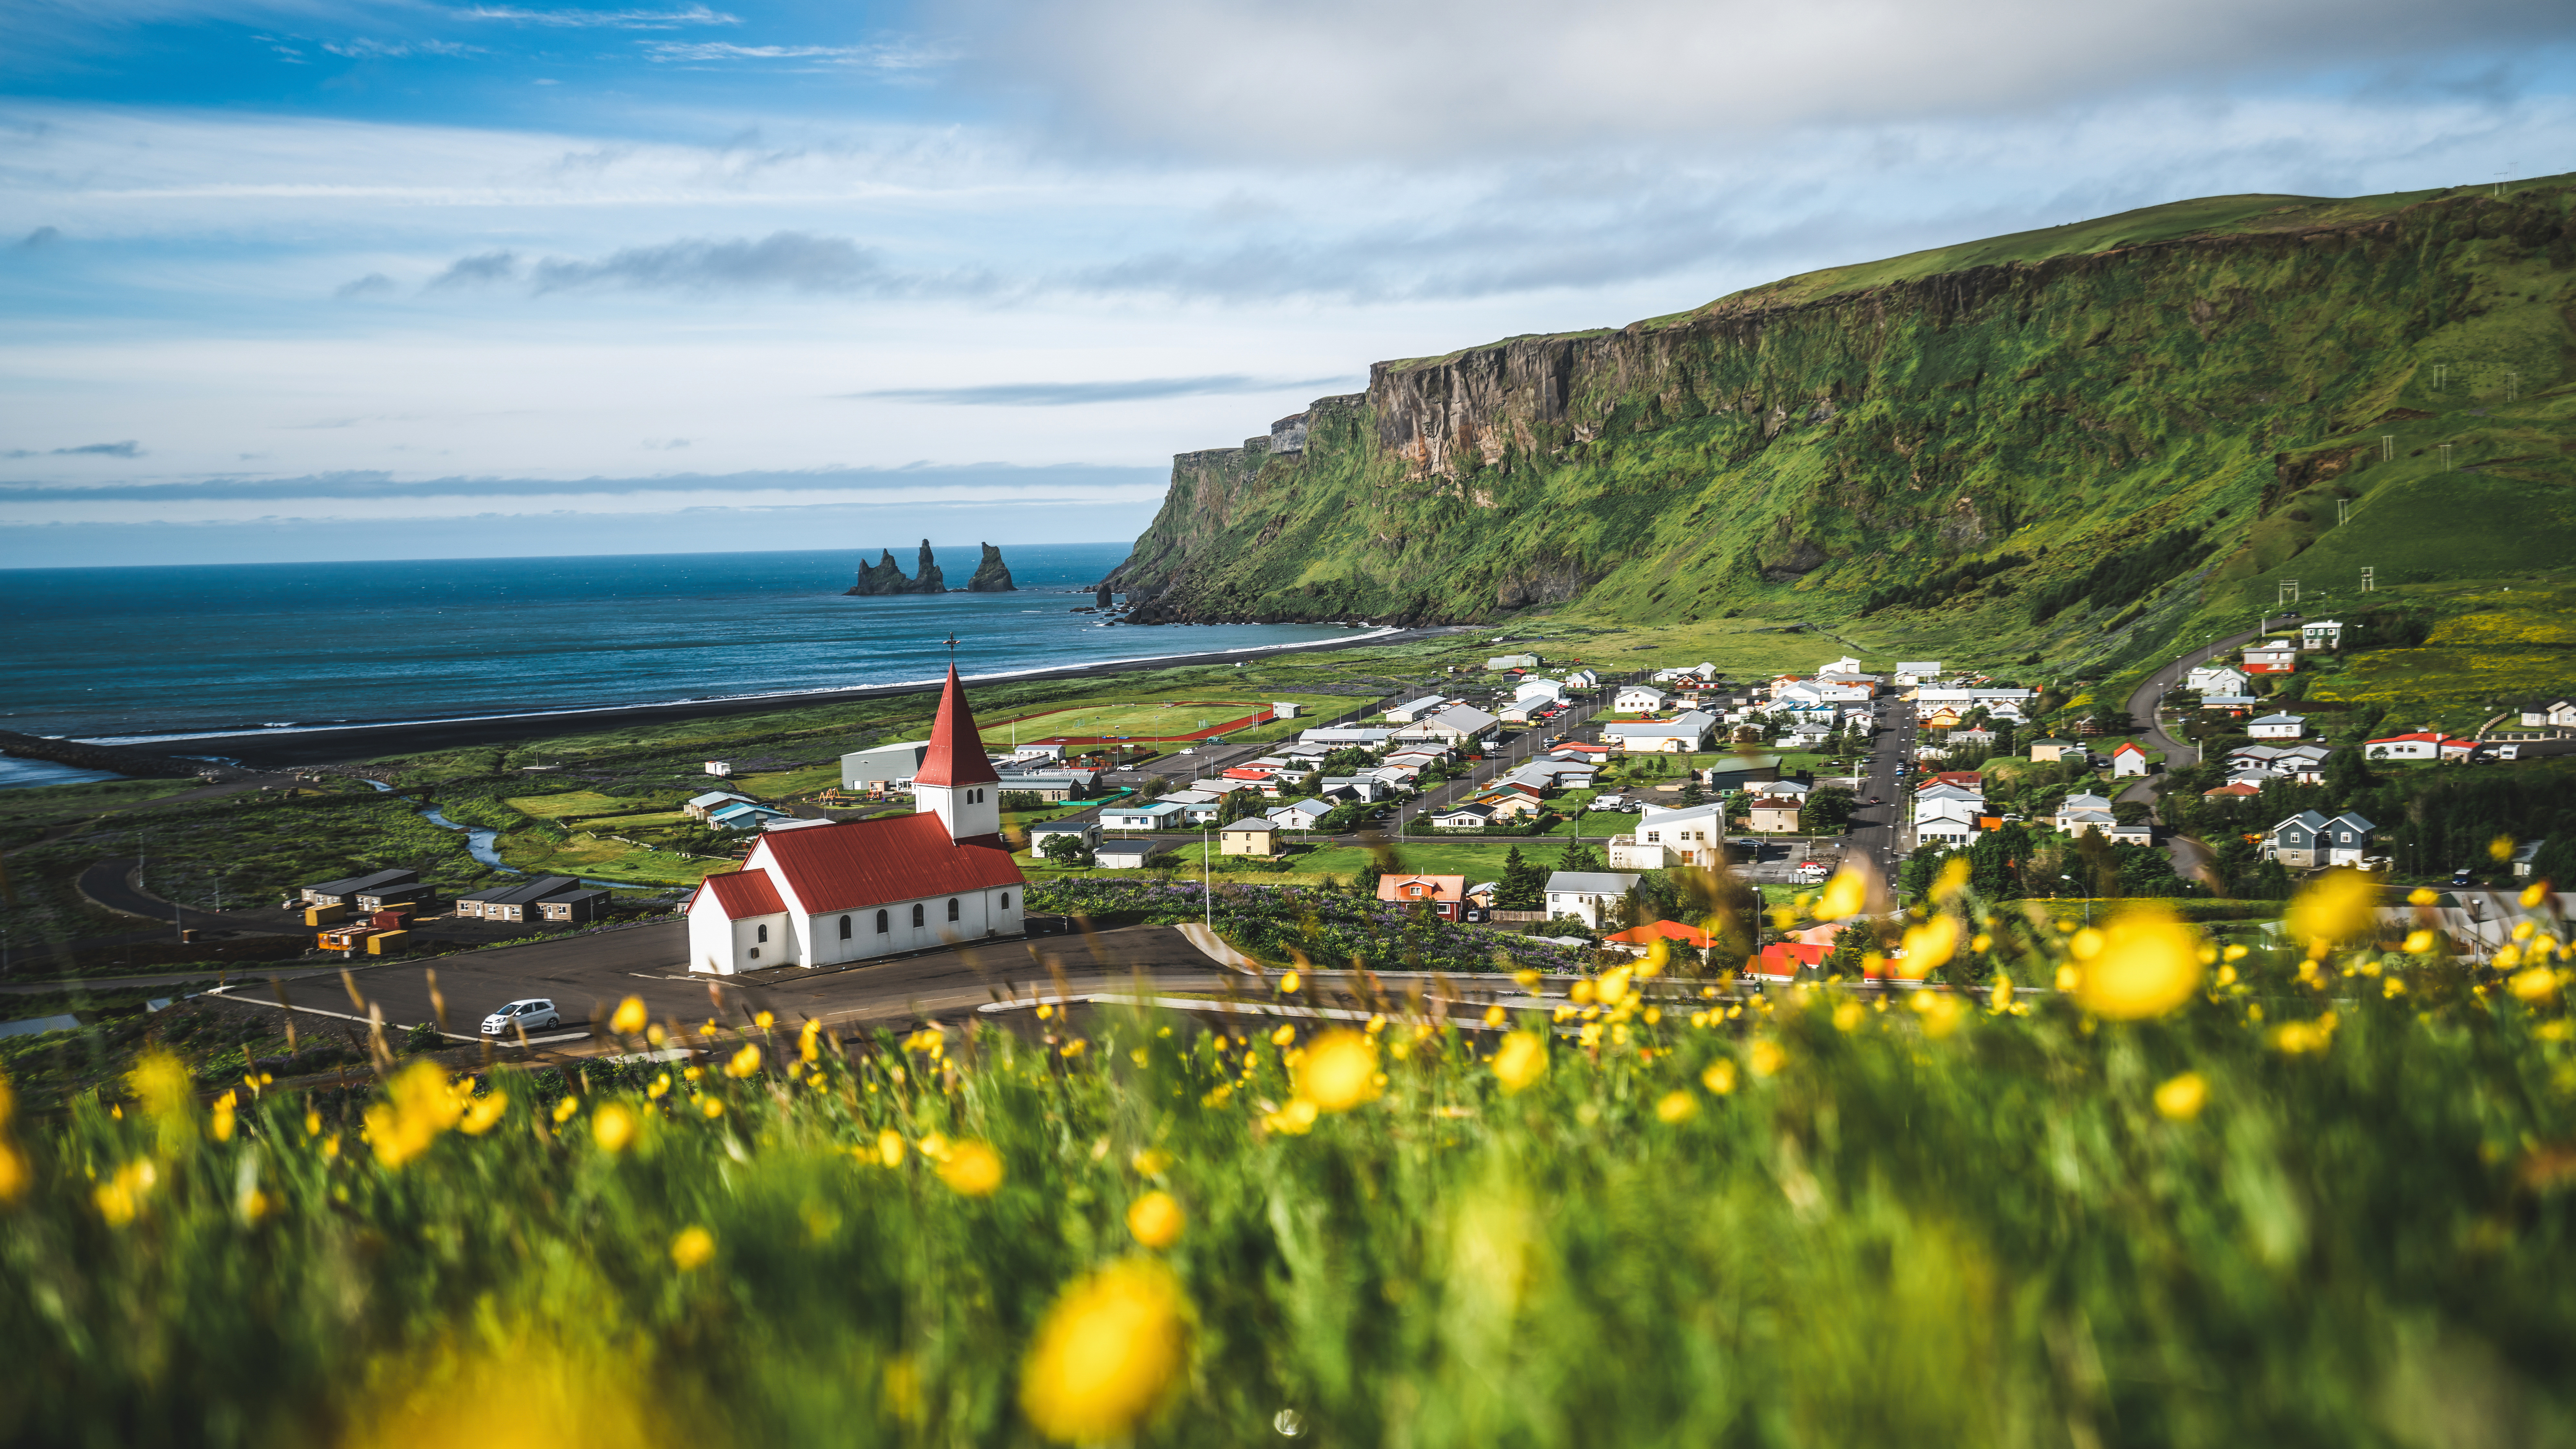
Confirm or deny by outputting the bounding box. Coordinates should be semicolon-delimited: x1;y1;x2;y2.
1386;695;1449;723
2249;713;2307;740
2186;664;2249;695
1544;870;1641;928
1430;803;1497;830
2052;792;2114;833
1563;669;1601;689
1513;678;1570;706
2367;731;2473;762
1893;661;1942;685
1915;797;1984;846
1029;821;1100;856
1268;798;1334;831
687;667;1023;975
1603;710;1715;753
2242;642;2300;674
1614;685;1671;713
2300;620;2344;651
1093;841;1156;869
1397;705;1501;747
1612;800;1728;869
1823;656;1864;675
1101;800;1188;831
2111;742;2149;777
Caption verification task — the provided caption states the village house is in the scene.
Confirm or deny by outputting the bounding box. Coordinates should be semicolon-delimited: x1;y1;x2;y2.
1487;652;1541;670
1613;685;1671;713
1602;918;1714;959
1611;800;1728;869
709;800;793;832
2248;712;2307;740
1385;694;1450;723
685;668;1023;975
2367;731;2476;762
1604;710;1716;754
2203;781;2262;802
1915;797;1984;846
1430;802;1497;830
1219;821;1279;857
2111;742;2150;777
838;740;930;795
2200;692;2261;716
2301;620;2344;651
2028;738;2087;764
684;790;757;822
1298;727;1398;749
1744;790;1806;834
2241;641;2300;674
453;874;604;924
1396;704;1501;749
1266;798;1334;832
2512;696;2576;731
1100;800;1188;832
1028;822;1099;857
1093;840;1156;869
2052;792;2115;833
1544;871;1641;929
1378;874;1467;920
2186;664;2250;695
2267;810;2376;869
1892;661;1942;685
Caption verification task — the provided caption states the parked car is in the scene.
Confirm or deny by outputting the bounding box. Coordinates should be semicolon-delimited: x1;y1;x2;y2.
481;998;563;1035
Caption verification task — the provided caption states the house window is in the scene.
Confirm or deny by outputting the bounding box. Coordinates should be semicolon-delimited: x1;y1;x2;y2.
876;910;889;933
839;914;852;939
756;923;768;943
1000;892;1010;909
749;948;760;959
911;903;925;928
947;898;960;922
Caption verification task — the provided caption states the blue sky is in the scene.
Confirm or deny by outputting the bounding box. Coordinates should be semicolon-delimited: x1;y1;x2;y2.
5;0;2575;566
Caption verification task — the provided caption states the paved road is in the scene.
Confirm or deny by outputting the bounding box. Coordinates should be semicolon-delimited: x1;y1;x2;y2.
2118;622;2271;887
1844;696;1916;880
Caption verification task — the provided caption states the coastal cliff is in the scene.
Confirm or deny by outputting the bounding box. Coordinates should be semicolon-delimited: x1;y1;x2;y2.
968;543;1017;592
1100;180;2576;667
845;541;949;596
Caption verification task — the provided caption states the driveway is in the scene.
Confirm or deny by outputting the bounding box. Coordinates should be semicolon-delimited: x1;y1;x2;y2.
2119;623;2269;885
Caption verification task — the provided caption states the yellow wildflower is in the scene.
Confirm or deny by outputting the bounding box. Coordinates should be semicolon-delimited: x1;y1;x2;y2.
1131;1147;1171;1177
1126;1190;1185;1249
1512;968;1539;990
1596;965;1634;1006
939;1140;1005;1197
609;996;648;1035
1491;1032;1548;1094
1294;1030;1380;1113
2524;881;2553;909
1932;857;1972;902
211;1091;237;1144
875;1129;907;1167
2510;967;2561;1004
551;1096;581;1125
2270;1013;2339;1056
368;1062;467;1168
1832;1000;1866;1032
1702;1059;1738;1094
1911;990;1965;1039
2404;930;2437;954
1815;867;1869;921
1654;1090;1698;1124
1990;971;2015;1013
698;1096;724;1120
1746;1040;1785;1077
670;1225;716;1270
1268;1024;1296;1047
1278;971;1301;995
2072;907;2205;1020
753;1010;776;1031
459;1092;507;1135
1261;1099;1319;1135
1901;914;1959;978
2490;834;2517;863
92;1159;156;1226
1018;1260;1188;1443
1482;1004;1507;1027
727;1044;764;1078
1639;938;1670;978
2408;887;2440;907
2287;870;2377;950
2153;1071;2207;1121
592;1102;637;1154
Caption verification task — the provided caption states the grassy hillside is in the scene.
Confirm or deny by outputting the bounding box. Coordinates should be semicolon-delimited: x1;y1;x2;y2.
1107;175;2576;695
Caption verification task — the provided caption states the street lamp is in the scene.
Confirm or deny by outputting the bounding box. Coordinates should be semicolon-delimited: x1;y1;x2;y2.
1202;824;1212;930
2060;874;2090;927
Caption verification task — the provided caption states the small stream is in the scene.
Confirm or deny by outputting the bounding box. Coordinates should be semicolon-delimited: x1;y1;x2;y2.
360;779;676;893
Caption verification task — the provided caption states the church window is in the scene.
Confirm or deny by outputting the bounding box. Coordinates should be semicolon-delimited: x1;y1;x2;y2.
911;903;925;928
999;892;1011;909
756;923;768;943
947;898;960;921
839;915;852;939
876;910;889;933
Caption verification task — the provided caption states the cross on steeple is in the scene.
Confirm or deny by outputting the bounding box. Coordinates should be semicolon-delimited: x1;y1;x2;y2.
942;633;959;664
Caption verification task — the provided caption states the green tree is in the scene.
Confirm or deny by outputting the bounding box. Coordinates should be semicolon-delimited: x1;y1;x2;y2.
1497;846;1546;911
1039;833;1092;867
1217;790;1261;825
1557;839;1605;874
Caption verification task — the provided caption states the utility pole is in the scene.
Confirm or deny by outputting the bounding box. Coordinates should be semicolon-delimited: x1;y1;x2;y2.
2361;567;2375;593
2381;434;2395;462
2439;443;2454;472
2337;498;2349;526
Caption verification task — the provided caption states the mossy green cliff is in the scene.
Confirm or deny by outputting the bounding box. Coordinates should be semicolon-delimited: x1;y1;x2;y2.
1104;178;2576;673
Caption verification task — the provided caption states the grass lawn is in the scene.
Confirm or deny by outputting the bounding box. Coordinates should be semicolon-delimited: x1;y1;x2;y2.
495;831;722;885
502;790;636;820
1290;840;1568;880
578;811;691;830
1547;810;1644;837
730;763;842;797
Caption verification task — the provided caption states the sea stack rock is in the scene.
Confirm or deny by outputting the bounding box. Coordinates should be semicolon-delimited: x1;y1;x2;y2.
845;549;913;596
968;543;1017;592
912;539;947;593
1095;581;1113;608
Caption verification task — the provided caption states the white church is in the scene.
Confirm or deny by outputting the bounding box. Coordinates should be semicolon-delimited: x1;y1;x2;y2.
684;666;1027;974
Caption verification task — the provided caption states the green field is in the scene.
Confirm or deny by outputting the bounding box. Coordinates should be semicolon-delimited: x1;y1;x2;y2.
9;875;2575;1444
495;831;719;886
730;763;843;798
502;790;637;820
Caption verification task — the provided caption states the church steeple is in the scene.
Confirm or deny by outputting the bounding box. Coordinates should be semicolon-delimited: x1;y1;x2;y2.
913;665;1001;844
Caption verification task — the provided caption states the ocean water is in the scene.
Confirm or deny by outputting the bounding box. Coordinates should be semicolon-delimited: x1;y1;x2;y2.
1;544;1367;750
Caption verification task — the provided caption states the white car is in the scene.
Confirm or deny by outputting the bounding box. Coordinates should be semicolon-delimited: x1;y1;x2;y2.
481;998;563;1035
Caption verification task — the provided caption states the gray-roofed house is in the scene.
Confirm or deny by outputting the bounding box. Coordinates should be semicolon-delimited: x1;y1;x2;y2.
1544;870;1642;928
685;790;757;821
1602;710;1715;754
2267;810;2377;868
1396;704;1500;747
1430;802;1497;830
300;868;419;908
1093;840;1156;869
454;874;595;924
2249;713;2308;740
839;739;930;794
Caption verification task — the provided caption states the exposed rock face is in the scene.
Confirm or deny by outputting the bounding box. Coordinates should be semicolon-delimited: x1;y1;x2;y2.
0;729;204;780
1099;186;2576;632
1095;581;1114;608
968;543;1017;592
844;541;947;595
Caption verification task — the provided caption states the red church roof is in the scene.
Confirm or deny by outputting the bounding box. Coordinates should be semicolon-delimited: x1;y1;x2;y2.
914;666;1000;788
693;869;787;919
756;814;1023;912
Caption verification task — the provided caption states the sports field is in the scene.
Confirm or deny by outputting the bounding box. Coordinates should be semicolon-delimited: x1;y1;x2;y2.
980;700;1274;747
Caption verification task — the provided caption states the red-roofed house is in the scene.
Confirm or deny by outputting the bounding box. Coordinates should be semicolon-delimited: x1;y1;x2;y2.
2202;781;2262;800
2111;742;2149;777
1602;919;1712;957
2366;731;2477;762
1378;874;1467;919
1748;941;1830;981
685;667;1026;974
1919;771;1984;792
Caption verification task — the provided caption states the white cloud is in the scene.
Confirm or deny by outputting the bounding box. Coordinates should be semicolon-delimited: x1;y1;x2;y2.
955;0;2576;162
454;4;738;29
